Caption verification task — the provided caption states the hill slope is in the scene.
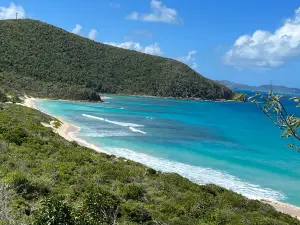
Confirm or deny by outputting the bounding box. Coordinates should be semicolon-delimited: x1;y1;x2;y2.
0;19;232;101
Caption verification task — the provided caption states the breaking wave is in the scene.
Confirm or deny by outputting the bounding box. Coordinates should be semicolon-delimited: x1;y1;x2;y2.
96;146;285;201
68;130;286;202
82;114;144;127
83;129;132;137
129;127;146;135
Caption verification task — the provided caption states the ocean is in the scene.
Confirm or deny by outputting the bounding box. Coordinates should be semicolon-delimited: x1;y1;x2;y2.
34;91;300;206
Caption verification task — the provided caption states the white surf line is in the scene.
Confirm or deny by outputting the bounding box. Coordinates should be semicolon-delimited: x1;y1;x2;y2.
80;114;284;201
82;114;144;127
68;132;285;202
129;127;146;135
104;147;285;202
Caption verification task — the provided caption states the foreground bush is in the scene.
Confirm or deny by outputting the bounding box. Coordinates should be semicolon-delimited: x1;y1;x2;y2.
33;197;74;225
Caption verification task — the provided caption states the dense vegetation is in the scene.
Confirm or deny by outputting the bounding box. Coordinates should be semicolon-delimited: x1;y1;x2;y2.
232;93;247;102
0;72;101;102
0;84;21;104
0;19;233;101
0;103;299;224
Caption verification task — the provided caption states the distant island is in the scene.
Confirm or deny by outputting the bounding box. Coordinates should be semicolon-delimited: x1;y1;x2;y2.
218;80;300;95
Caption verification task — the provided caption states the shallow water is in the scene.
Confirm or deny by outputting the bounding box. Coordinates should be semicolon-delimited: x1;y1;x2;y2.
34;92;300;206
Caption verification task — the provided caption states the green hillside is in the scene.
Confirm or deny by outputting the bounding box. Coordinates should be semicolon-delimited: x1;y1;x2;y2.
0;19;232;101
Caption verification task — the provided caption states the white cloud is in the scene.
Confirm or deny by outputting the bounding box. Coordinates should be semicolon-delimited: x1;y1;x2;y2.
109;2;121;8
0;2;25;20
106;42;142;51
72;24;82;35
225;7;300;69
126;0;181;24
105;41;163;56
178;51;198;69
127;12;139;20
71;25;97;41
144;43;162;55
88;29;97;40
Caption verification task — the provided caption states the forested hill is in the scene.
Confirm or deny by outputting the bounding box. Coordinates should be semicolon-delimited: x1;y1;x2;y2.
0;19;232;101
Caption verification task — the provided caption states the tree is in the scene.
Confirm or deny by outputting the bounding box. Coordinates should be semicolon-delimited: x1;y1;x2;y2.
249;91;300;151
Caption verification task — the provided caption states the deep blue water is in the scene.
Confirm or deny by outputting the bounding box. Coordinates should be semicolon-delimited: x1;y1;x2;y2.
34;91;300;206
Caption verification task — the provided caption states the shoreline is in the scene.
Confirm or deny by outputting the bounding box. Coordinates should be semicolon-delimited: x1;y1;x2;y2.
19;97;80;142
19;97;111;154
19;97;300;220
261;200;300;219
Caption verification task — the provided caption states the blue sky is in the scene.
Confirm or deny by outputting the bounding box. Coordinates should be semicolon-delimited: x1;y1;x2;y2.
1;0;300;87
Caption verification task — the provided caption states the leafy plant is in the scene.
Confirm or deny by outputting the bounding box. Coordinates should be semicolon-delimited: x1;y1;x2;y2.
232;93;247;102
121;202;152;224
0;90;8;103
33;197;74;225
83;188;120;225
121;183;146;201
249;92;300;151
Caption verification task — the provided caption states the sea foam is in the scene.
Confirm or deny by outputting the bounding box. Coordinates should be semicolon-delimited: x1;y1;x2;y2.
82;114;144;127
129;127;146;135
84;130;132;137
70;131;285;202
78;115;285;201
105;147;285;201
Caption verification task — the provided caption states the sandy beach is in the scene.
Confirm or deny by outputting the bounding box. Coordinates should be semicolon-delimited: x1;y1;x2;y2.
262;200;300;219
19;97;111;154
18;97;80;142
18;97;300;220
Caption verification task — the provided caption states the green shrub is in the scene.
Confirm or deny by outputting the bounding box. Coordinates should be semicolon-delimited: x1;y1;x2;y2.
2;126;28;145
121;183;146;201
0;90;8;103
232;93;247;102
122;202;152;224
83;188;120;224
53;120;62;129
0;140;8;153
146;168;157;176
5;172;49;200
33;197;74;225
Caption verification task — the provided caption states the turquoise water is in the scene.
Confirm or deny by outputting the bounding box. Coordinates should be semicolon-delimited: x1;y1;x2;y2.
34;93;300;206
